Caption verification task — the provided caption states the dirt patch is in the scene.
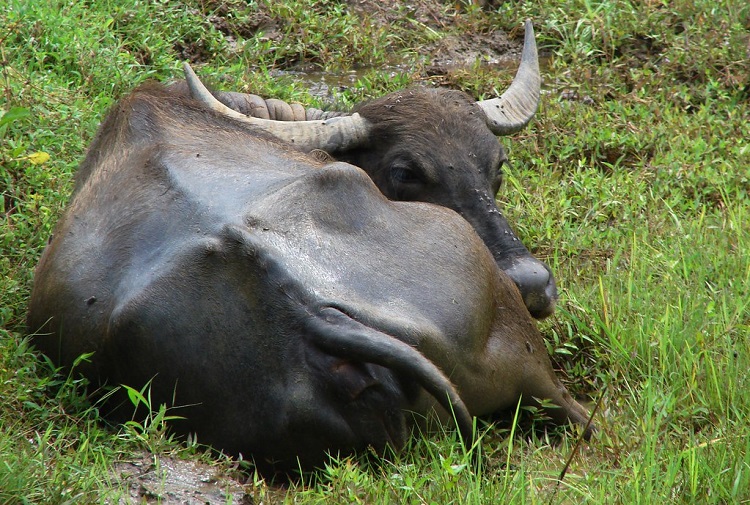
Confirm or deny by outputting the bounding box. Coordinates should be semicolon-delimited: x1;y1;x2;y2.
345;0;452;29
199;0;524;75
344;0;526;71
110;452;255;504
424;30;519;73
346;0;526;72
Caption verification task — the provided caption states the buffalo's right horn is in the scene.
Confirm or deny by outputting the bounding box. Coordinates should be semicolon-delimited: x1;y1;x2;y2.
477;19;541;135
183;63;371;152
212;90;348;121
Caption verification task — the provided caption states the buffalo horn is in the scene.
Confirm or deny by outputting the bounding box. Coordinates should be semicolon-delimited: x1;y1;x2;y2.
183;63;371;152
309;306;476;451
477;20;541;135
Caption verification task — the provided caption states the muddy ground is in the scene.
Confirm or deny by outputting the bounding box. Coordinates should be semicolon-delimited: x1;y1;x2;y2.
111;453;252;504
110;1;521;502
347;0;522;69
199;0;526;77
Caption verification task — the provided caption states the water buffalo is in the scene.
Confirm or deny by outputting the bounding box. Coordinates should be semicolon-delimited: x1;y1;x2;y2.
28;78;592;474
178;21;557;319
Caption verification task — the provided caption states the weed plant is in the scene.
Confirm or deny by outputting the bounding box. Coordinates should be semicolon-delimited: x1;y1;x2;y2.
1;0;748;502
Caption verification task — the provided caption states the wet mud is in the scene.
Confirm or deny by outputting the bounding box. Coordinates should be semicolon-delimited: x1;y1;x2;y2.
111;452;254;504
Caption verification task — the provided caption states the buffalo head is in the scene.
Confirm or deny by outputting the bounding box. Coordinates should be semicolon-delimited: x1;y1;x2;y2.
182;21;557;319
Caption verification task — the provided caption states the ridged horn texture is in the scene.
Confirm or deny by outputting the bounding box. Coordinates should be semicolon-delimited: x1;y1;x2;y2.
183;63;371;152
477;20;541;135
304;108;351;121
211;90;349;122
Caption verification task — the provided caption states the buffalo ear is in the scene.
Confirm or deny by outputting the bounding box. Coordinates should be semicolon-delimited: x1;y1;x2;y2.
327;359;382;401
305;306;476;450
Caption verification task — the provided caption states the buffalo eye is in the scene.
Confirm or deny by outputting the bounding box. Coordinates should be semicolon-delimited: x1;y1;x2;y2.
390;165;424;186
386;161;430;199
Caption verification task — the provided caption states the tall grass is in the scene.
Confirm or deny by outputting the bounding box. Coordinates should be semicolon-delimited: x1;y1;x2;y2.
2;0;748;502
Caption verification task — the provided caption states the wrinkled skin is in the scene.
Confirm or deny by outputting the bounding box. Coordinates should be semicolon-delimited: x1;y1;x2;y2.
28;85;592;475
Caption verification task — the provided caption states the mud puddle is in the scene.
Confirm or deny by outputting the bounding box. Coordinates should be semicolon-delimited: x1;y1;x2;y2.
110;452;259;504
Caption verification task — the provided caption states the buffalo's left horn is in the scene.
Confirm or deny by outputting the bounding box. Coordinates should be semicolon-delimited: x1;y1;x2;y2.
477;19;541;135
183;63;371;152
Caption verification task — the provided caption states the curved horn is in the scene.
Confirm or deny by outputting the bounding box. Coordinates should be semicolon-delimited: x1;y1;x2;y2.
309;306;475;450
478;20;541;135
183;63;371;152
211;91;348;121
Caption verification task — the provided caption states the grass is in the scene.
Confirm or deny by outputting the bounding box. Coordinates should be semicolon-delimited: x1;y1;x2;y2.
2;0;749;502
